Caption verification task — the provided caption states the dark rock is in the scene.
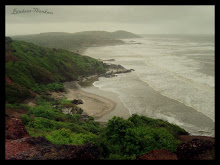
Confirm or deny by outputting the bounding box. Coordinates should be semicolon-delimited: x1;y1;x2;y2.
6;136;100;160
66;143;100;160
76;108;83;114
176;138;215;160
137;149;178;160
80;115;89;121
72;99;83;105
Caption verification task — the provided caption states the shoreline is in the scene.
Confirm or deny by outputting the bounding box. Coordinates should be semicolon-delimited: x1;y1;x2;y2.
63;81;116;120
61;58;135;121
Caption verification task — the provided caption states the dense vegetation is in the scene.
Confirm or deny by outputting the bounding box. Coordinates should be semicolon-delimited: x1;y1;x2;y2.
5;37;106;103
6;95;187;160
5;36;188;160
11;30;141;53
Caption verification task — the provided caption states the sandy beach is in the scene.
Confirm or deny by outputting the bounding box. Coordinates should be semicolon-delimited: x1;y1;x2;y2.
63;81;116;120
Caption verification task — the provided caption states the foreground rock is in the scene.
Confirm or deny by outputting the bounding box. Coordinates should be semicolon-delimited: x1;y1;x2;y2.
176;137;215;160
137;149;178;160
6;137;100;160
5;117;100;160
137;135;215;160
5;115;215;160
6;118;29;140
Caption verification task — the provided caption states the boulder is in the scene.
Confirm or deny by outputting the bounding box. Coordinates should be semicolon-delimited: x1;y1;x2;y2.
72;99;83;105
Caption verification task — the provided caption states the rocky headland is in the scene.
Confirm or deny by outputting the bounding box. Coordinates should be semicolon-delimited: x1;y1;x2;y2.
99;61;135;78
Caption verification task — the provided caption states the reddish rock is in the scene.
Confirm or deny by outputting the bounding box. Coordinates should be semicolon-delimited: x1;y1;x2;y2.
6;137;100;160
5;118;29;140
137;149;178;160
5;117;100;160
176;138;215;160
5;138;34;160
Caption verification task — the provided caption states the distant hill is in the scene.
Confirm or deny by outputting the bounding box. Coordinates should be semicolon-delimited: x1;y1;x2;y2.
73;30;142;39
11;30;141;53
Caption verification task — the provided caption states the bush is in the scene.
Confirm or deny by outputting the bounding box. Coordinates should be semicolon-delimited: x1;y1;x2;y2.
28;106;56;120
128;114;188;138
105;116;134;143
46;128;97;145
97;115;185;159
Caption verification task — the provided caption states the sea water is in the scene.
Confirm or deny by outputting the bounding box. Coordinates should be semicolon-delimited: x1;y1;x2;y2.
83;34;215;137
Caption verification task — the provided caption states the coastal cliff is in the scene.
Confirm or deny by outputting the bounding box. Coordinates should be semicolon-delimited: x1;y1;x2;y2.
5;36;215;160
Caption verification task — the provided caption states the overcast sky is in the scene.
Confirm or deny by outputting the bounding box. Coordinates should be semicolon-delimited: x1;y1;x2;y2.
6;5;215;36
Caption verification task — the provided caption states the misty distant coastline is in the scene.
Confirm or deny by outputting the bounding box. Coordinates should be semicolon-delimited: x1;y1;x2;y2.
10;30;142;53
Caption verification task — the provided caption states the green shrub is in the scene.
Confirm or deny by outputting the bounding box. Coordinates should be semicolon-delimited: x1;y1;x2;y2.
105;116;134;143
28;106;56;120
46;128;97;145
96;115;185;159
128;114;188;138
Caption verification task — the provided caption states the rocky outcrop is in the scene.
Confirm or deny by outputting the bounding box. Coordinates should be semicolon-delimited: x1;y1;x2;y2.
99;63;134;78
72;99;83;105
6;118;29;140
137;135;215;160
5;117;100;160
6;137;100;160
137;149;178;160
176;137;215;160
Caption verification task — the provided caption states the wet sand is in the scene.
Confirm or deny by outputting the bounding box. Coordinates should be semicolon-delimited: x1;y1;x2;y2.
80;85;132;122
63;81;117;120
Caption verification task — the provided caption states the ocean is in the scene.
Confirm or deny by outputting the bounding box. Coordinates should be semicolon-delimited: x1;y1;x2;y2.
82;34;215;137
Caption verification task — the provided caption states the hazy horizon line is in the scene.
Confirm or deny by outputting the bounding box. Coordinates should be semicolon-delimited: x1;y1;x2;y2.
6;30;215;37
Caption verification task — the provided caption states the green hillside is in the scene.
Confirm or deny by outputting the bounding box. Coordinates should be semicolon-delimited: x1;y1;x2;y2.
5;36;189;160
5;37;106;103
